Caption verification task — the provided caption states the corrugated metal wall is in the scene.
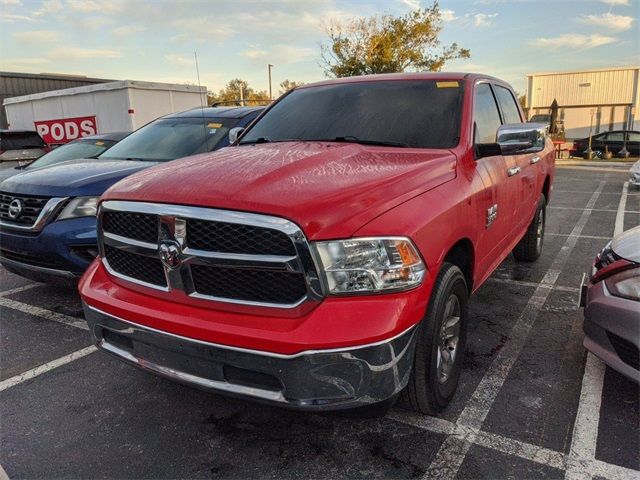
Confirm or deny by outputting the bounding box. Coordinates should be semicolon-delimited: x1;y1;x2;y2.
0;72;112;129
526;68;639;139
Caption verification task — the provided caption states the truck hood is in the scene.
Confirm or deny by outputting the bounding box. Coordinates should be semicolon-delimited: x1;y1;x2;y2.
0;158;157;198
104;142;456;239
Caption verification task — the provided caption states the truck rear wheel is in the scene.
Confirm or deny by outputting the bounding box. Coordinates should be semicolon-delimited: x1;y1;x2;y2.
400;262;468;415
513;195;546;262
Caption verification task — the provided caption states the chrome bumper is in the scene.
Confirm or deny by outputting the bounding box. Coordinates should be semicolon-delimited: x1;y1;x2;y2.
83;303;418;410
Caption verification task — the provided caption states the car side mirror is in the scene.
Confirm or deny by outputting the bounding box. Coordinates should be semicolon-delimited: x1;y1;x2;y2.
228;127;245;145
496;123;547;155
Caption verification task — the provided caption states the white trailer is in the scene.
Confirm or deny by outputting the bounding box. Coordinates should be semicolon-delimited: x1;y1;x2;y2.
3;80;207;144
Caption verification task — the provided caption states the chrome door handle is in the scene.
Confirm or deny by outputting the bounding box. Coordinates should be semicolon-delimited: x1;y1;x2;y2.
530;156;541;164
507;166;521;177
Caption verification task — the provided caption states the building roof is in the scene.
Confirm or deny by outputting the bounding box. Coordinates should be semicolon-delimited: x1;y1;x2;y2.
0;71;113;82
526;66;640;77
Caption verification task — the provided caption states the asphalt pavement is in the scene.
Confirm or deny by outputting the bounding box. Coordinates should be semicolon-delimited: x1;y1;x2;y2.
0;165;638;479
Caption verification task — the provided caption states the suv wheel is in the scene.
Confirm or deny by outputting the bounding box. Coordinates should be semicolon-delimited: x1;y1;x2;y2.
513;195;546;262
400;262;468;415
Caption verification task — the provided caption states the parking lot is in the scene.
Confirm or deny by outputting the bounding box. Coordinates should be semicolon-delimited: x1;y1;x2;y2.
0;165;638;479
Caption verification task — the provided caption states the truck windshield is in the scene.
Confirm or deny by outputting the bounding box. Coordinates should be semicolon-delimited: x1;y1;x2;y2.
240;80;464;149
1;132;47;150
100;117;237;162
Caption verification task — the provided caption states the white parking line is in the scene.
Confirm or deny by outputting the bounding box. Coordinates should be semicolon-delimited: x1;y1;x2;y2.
545;232;610;241
0;297;88;330
0;464;8;480
548;206;640;214
423;178;608;479
0;283;39;297
391;409;639;479
0;346;97;392
566;180;630;480
487;276;580;294
614;182;629;237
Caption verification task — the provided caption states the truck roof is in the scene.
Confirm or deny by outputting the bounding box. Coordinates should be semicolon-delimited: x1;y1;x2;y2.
300;72;506;88
168;106;264;119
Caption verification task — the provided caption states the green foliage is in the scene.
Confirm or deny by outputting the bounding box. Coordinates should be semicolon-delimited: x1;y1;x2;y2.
320;1;470;78
279;79;306;95
207;78;270;106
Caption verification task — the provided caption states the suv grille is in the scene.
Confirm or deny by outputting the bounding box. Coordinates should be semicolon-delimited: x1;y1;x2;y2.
0;192;50;227
99;202;322;310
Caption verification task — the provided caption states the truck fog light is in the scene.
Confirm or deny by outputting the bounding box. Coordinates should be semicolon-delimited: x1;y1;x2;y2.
314;237;425;295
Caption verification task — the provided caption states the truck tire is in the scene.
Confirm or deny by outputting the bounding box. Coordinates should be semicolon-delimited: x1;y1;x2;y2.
513;195;546;262
400;262;468;415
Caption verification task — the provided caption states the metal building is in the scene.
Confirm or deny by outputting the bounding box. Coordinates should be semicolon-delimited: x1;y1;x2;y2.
526;67;639;139
0;71;112;129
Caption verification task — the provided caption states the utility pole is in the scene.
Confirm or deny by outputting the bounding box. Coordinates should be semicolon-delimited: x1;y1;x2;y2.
268;64;274;101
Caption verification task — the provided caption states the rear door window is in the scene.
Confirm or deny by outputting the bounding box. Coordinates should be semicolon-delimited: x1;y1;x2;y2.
494;86;522;124
474;83;502;144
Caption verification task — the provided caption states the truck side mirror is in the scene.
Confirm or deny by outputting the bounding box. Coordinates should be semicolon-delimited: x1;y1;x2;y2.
228;127;245;145
496;123;546;155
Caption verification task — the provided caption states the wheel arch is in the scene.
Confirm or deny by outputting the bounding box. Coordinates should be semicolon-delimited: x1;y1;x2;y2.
442;238;475;293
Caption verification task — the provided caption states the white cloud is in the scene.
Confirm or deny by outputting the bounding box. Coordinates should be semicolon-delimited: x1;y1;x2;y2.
111;25;146;37
400;0;421;9
441;9;457;22
530;33;617;50
1;0;22;6
600;0;630;5
240;48;269;59
1;57;49;65
66;0;124;13
164;54;194;67
578;13;634;31
33;0;62;16
13;29;61;42
473;13;498;27
50;47;122;59
0;12;35;22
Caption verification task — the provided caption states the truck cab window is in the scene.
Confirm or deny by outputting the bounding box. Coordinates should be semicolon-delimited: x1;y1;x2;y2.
494;85;522;124
474;83;502;144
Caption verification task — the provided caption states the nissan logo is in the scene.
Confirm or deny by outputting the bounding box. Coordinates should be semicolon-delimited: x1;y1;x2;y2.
158;240;182;269
8;199;24;220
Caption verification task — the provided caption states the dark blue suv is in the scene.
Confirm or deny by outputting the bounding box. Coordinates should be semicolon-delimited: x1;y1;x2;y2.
0;106;264;284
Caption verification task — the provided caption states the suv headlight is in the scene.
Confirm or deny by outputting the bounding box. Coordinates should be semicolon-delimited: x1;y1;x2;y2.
314;237;425;295
57;196;99;220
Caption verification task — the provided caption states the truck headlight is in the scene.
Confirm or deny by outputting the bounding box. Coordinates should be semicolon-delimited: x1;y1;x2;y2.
314;237;425;295
57;196;99;220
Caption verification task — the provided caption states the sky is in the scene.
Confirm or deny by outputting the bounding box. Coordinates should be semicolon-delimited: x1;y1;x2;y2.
1;0;638;95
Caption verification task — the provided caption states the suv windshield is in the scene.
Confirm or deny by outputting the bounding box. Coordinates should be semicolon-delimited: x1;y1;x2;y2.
1;132;47;150
100;117;237;162
27;139;118;170
240;80;464;149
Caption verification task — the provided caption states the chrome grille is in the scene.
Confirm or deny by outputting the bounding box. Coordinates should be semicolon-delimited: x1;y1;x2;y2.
0;192;50;227
99;201;324;314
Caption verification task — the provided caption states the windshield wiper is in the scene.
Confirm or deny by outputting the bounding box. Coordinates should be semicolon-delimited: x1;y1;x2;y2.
324;136;410;148
239;136;272;145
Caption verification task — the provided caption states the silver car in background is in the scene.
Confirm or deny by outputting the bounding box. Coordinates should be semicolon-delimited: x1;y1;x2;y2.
580;225;640;383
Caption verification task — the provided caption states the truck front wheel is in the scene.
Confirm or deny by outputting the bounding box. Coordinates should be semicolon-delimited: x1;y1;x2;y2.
513;194;546;262
400;262;469;415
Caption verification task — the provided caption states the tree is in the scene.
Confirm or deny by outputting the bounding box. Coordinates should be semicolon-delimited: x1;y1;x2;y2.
320;1;470;78
279;79;306;95
207;78;270;106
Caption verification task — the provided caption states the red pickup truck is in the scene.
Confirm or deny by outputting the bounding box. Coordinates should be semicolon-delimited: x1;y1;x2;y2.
79;73;554;415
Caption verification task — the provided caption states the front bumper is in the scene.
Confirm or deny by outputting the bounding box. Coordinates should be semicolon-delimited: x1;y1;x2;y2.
83;303;418;410
0;216;97;283
583;279;640;383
